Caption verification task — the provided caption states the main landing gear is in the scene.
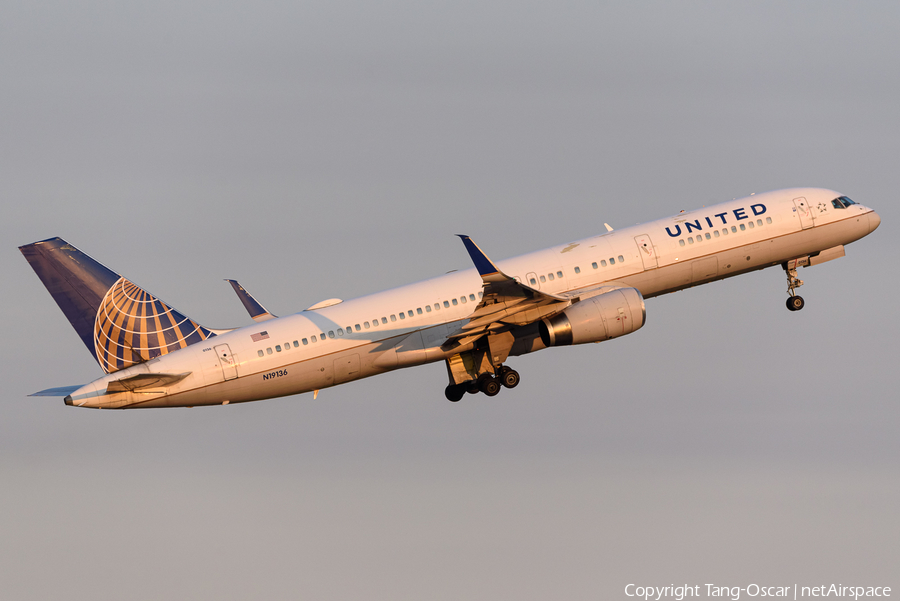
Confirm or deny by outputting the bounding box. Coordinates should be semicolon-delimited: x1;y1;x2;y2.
783;262;805;312
444;366;520;402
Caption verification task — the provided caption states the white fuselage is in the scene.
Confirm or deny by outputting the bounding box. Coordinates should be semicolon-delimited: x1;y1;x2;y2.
66;188;880;408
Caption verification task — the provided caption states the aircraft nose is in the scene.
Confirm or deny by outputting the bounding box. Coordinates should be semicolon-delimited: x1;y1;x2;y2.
868;210;881;233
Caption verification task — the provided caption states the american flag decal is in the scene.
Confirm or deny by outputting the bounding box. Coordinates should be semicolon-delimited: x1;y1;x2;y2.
251;331;269;342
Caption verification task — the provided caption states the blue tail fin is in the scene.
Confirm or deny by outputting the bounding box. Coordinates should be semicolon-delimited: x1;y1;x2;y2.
20;237;215;374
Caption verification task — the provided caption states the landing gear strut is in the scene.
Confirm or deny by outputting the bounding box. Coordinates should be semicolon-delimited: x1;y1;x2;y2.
783;262;805;312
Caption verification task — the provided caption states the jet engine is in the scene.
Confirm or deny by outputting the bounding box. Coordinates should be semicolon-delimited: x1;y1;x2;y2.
539;287;645;346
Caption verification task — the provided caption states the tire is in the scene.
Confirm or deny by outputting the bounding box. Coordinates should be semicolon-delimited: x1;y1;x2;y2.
786;295;805;311
445;384;464;402
500;369;520;389
480;376;501;397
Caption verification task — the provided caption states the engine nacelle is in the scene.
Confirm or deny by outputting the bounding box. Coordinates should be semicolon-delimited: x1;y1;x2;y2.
539;287;645;346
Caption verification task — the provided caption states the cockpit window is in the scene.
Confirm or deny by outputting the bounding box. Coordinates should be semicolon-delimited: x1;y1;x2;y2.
832;196;857;209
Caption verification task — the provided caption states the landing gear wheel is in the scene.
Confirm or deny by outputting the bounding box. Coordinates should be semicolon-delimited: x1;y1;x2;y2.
478;374;501;397
499;368;520;389
466;380;480;394
786;295;805;312
444;384;464;402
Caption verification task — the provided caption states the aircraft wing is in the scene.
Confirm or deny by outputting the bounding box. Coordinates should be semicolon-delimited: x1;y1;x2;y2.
444;236;571;348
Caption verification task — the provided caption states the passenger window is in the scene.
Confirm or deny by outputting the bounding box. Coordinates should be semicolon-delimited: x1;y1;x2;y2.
609;257;615;265
557;270;563;278
617;256;624;262
478;292;483;299
705;233;711;240
381;317;388;324
408;310;414;317
696;235;702;242
601;260;607;266
452;298;458;306
530;277;537;284
713;231;719;238
328;331;335;338
258;350;264;357
548;273;554;281
679;239;685;246
723;228;728;235
574;266;581;274
267;348;273;354
355;324;361;331
460;296;467;304
417;308;423;315
390;315;397;322
303;338;309;345
293;341;299;347
425;306;431;313
740;224;746;231
688;238;694;245
275;345;282;352
540;275;546;283
320;332;325;340
757;219;763;226
311;336;317;342
748;221;755;229
592;262;598;269
443;301;449;308
469;294;476;301
766;217;772;224
399;313;405;320
337;328;344;335
364;321;370;328
731;226;737;233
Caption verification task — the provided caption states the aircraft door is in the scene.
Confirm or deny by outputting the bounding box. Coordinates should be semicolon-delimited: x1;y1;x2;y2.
793;197;815;229
634;234;658;270
214;344;238;381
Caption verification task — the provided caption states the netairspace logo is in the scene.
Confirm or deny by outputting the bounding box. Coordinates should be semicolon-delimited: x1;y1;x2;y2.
624;584;892;601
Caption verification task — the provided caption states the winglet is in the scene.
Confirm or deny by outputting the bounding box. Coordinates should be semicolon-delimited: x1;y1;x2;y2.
456;235;510;283
226;280;277;322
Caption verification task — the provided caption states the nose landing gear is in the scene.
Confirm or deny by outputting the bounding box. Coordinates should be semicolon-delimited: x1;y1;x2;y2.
783;262;805;311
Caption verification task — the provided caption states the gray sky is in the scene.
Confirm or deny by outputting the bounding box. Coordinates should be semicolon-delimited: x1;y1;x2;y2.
2;2;898;599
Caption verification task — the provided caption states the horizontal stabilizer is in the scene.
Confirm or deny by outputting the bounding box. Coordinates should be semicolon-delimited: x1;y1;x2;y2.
29;385;83;397
106;372;192;393
226;280;276;322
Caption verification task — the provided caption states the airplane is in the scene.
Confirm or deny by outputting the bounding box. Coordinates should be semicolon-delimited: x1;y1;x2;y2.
20;187;880;408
